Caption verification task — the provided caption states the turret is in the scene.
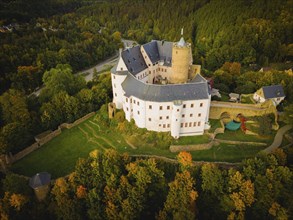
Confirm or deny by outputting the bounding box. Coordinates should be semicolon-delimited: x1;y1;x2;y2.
170;28;192;84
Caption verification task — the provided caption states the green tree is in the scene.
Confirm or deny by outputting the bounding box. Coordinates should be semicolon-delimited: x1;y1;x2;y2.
158;170;197;220
40;64;86;101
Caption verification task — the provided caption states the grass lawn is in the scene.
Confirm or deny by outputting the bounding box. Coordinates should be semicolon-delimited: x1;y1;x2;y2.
216;129;275;144
190;143;266;163
172;135;210;145
208;119;223;133
11;114;271;178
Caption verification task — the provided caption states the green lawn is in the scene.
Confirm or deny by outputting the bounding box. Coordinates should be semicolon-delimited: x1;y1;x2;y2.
190;143;266;163
208;119;223;133
11;114;271;178
216;129;275;144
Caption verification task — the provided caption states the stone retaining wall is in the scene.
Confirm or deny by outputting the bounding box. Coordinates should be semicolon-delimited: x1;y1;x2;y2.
214;139;267;146
170;142;214;153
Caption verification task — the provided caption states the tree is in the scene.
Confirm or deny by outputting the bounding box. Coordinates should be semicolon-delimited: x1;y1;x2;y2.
40;91;79;129
40;64;86;101
158;170;197;220
0;89;30;125
176;151;192;171
283;104;293;125
51;177;83;220
201;163;224;196
11;66;41;93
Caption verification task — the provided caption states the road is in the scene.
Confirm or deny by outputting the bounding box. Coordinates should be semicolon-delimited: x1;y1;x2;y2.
31;53;119;96
31;39;137;97
77;52;118;82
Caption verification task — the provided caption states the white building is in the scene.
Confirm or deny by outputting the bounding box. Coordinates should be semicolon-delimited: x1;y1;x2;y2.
253;85;285;106
111;33;211;139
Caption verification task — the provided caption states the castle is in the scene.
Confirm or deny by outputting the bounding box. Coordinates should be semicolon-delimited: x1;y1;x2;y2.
111;31;211;139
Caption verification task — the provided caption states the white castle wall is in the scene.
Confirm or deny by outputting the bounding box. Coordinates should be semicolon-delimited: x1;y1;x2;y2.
111;73;127;109
122;95;210;138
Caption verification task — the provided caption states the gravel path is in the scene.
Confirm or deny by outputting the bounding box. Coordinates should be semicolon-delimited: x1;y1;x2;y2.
263;124;292;153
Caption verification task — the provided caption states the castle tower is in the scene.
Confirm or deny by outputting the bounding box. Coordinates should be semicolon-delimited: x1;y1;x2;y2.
170;28;192;84
29;172;51;201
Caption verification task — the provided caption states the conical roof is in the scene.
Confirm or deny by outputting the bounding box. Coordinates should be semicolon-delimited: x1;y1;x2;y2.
178;37;186;47
29;172;51;189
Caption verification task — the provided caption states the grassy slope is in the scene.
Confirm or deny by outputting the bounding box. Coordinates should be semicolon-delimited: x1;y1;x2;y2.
11;115;270;178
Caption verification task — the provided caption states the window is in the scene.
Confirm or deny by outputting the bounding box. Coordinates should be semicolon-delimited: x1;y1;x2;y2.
190;114;193;117
149;105;152;109
148;118;151;121
160;106;163;110
185;123;188;127
189;122;192;127
113;75;115;79
165;69;167;72
149;71;151;74
198;113;201;117
181;123;183;128
191;104;194;108
126;107;129;111
167;106;170;110
166;116;169;119
193;122;196;126
134;100;136;104
182;114;185;118
163;124;166;128
120;67;123;71
160;116;162;120
126;98;128;102
115;93;117;97
159;124;161;127
159;68;160;71
200;103;203;107
198;122;201;126
183;104;186;108
138;111;140;115
137;101;140;106
167;124;170;128
114;84;116;88
177;109;179;112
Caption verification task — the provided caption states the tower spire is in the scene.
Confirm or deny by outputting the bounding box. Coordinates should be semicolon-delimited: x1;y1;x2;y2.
178;27;186;47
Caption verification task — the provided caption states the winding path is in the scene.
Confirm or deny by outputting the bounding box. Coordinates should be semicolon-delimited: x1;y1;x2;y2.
263;124;292;153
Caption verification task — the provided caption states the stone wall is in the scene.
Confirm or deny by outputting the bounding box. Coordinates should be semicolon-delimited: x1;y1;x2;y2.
170;142;213;153
209;100;277;120
1;112;95;167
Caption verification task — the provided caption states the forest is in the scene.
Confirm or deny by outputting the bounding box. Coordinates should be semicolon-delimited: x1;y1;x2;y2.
0;149;292;219
0;0;292;219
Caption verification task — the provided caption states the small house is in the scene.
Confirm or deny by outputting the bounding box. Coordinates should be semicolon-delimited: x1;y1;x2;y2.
253;85;285;106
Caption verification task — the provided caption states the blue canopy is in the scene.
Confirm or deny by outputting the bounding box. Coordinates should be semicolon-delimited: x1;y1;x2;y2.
225;121;241;131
